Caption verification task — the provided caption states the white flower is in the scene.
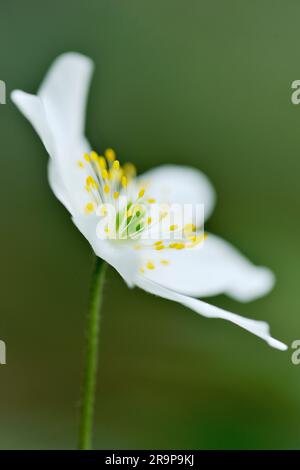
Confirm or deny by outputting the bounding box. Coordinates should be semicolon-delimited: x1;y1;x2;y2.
11;53;287;351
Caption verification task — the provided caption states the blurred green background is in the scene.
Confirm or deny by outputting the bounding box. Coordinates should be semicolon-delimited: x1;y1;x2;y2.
0;0;299;450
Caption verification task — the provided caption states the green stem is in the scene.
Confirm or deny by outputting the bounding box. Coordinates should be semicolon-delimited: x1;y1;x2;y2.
78;258;107;450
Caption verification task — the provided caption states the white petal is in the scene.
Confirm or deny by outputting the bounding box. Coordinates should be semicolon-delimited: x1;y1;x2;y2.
11;91;55;156
72;214;139;287
47;159;74;214
38;52;93;145
136;276;287;351
138;233;274;301
11;53;94;215
138;165;216;221
11;53;93;157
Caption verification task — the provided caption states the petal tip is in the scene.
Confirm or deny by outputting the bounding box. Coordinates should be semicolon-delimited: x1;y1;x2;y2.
228;266;275;303
54;51;94;68
267;337;288;351
10;89;26;105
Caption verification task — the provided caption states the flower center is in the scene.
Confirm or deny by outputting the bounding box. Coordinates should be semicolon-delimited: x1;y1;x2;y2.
78;148;137;206
77;149;207;250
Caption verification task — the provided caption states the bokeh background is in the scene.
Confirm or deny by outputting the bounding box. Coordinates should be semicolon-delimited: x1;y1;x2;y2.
0;0;299;450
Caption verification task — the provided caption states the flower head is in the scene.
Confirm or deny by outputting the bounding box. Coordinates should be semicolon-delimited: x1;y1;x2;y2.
11;53;287;350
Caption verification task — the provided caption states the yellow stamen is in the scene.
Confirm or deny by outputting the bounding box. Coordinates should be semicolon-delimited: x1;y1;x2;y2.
85;202;94;213
184;223;196;233
101;169;108;179
169;242;185;250
155;245;165;250
105;148;116;162
121;176;127;188
114;168;123;181
147;198;156;204
160;260;170;266
138;188;145;198
175;243;185;250
84;153;91;162
147;217;152;225
146;261;155;270
113;191;119;200
169;224;178;231
104;184;110;194
86;176;98;188
90;151;98;162
77;160;84;168
98;156;107;169
112;160;120;171
187;233;207;247
123;163;136;178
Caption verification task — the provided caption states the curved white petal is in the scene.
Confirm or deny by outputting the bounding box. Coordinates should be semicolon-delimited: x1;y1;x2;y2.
137;233;274;302
11;53;93;157
38;52;93;146
11;53;94;216
136;276;287;351
72;214;139;287
11;90;55;156
47;159;74;214
138;165;216;221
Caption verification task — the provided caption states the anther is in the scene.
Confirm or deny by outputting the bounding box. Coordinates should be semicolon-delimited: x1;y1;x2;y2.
105;148;116;162
146;261;155;270
184;223;196;233
138;188;145;198
90;151;98;162
112;160;120;171
85;202;94;213
101;169;108;179
86;176;98;188
121;176;127;188
123;163;136;178
98;156;107;169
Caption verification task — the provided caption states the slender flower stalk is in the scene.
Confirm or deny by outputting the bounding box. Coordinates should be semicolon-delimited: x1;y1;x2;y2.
78;259;107;450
